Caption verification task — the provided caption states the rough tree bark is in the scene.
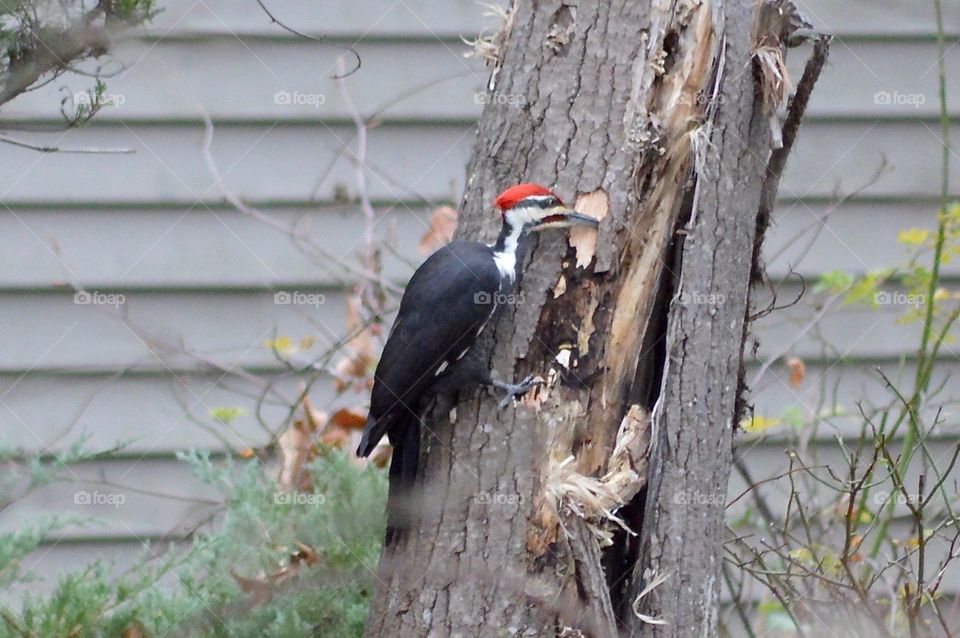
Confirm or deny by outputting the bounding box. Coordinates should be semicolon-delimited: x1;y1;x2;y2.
366;1;824;636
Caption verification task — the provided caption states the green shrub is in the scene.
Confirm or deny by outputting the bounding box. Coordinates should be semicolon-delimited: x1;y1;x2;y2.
1;450;386;638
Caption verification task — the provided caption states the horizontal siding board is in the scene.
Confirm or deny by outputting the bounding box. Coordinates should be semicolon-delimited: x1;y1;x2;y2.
1;201;950;290
0;290;352;372
0;122;955;205
730;439;960;522
0;206;428;289
6;359;956;456
764;201;956;279
5;351;957;455
0;40;490;122
0;373;341;455
0;124;476;204
0;282;943;371
784;39;960;118
747;360;960;433
795;0;960;36
6;450;954;551
11;528;959;611
783;121;960;200
5;541;183;606
149;0;505;38
750;282;932;360
1;39;956;121
144;0;960;37
0;459;222;540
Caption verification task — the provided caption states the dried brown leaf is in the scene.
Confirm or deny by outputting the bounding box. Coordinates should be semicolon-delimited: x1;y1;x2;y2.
370;443;393;468
291;540;319;566
418;205;458;255
787;357;805;388
329;407;367;430
334;294;376;393
278;395;326;491
231;570;273;606
121;623;146;638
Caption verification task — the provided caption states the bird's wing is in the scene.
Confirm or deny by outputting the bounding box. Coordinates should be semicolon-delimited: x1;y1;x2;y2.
368;241;502;421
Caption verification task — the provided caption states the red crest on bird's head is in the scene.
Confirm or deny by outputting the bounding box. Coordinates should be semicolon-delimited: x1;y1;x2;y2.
494;183;562;211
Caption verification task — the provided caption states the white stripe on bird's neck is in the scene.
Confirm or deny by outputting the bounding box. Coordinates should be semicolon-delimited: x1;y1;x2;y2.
491;210;529;282
492;224;522;281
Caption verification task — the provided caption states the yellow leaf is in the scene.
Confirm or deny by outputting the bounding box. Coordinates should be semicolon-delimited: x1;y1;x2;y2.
264;336;294;354
905;529;934;549
789;547;812;562
820;552;842;575
741;415;782;433
945;201;960;222
898;228;930;245
934;288;950;302
209;406;245;424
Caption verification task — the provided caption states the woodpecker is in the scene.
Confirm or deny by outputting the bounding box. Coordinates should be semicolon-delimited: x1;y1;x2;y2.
356;184;597;530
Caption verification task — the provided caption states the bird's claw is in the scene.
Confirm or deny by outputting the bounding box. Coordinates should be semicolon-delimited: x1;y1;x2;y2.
494;374;544;410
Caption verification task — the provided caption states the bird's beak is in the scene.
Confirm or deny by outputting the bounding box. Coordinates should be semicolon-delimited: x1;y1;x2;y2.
528;208;599;232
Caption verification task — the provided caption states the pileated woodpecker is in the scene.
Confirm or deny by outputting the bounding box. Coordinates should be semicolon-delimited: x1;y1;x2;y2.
356;183;597;530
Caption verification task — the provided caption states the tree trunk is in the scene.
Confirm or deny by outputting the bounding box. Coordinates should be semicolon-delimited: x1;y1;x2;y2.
365;1;823;636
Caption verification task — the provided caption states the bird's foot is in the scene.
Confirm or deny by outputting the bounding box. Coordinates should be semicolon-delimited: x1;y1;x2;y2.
492;374;544;410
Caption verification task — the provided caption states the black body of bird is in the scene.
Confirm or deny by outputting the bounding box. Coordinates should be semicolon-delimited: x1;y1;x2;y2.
355;183;598;541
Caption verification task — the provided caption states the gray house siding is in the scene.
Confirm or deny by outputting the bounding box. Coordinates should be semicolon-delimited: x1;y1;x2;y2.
1;0;958;594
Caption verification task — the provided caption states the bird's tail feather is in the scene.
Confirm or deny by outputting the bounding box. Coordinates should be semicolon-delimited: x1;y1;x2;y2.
384;414;420;547
356;414;389;458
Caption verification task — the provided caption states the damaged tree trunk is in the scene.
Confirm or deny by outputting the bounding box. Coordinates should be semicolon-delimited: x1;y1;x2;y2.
366;0;824;636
